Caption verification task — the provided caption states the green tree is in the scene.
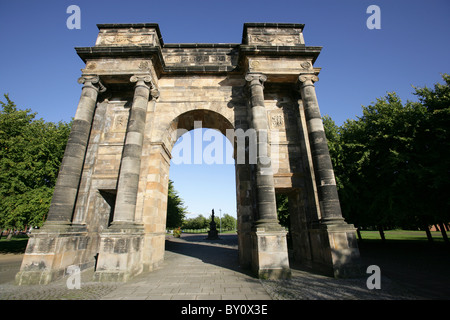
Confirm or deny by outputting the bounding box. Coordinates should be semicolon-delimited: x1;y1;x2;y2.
410;74;450;240
182;215;208;229
322;115;344;190
0;94;71;231
338;93;427;234
166;179;187;229
276;194;290;229
220;213;236;231
324;74;450;242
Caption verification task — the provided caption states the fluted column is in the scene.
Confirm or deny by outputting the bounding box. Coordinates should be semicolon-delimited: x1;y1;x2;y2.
111;74;153;225
297;74;344;225
245;73;280;229
45;74;105;226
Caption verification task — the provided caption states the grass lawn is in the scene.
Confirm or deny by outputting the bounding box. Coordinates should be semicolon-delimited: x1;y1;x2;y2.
359;229;449;242
177;229;237;234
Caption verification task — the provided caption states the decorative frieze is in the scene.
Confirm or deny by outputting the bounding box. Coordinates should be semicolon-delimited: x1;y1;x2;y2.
95;24;162;47
243;23;305;46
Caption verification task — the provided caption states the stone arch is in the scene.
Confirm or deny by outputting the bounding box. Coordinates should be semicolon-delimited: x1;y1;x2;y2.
16;22;362;285
165;108;235;152
138;107;246;274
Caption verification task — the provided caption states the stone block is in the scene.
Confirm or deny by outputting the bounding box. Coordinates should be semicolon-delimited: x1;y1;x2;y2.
16;230;91;285
94;228;145;282
95;24;162;47
251;228;291;279
308;224;364;278
243;23;305;46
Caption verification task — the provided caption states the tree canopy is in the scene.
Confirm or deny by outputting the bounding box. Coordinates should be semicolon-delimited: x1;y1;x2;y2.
220;213;237;231
0;94;71;230
166;179;187;229
322;74;450;236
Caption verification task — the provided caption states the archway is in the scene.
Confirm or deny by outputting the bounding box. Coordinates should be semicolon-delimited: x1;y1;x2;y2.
163;110;240;263
167;108;237;232
134;107;260;273
168;127;237;230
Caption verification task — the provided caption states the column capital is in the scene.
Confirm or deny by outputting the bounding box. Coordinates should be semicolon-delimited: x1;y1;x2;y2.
130;74;160;101
130;74;153;89
78;74;106;92
298;74;319;88
245;73;267;86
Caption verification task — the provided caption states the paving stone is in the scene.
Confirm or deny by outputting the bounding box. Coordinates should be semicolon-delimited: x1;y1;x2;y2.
198;294;222;300
221;294;248;300
0;234;431;300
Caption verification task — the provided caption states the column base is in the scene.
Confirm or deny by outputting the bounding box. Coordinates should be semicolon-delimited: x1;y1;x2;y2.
93;222;145;282
16;226;92;285
251;226;291;280
309;220;364;278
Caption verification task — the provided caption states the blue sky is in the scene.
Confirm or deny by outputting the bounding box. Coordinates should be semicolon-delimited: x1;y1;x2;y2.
1;0;449;219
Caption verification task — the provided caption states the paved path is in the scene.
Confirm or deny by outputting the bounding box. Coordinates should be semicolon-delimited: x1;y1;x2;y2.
0;234;271;300
0;234;445;300
101;234;271;300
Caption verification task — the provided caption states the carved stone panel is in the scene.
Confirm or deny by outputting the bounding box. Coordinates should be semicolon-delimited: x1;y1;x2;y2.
269;110;285;129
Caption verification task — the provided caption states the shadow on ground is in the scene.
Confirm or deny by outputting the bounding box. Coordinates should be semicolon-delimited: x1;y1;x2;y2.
0;237;29;254
166;233;450;299
358;240;450;299
165;233;248;274
1;233;449;300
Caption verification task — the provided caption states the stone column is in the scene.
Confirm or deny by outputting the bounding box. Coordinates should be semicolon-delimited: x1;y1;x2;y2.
111;74;153;226
297;74;362;277
297;74;343;225
245;73;279;229
45;74;105;227
245;73;290;279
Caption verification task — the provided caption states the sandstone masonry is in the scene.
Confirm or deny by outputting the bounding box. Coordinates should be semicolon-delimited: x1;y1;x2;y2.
16;23;362;285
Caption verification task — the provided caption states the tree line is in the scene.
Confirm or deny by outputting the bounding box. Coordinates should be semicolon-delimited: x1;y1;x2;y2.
322;74;450;242
181;213;237;232
166;179;236;232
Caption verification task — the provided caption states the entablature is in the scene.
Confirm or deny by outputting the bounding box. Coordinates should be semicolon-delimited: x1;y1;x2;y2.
75;23;322;85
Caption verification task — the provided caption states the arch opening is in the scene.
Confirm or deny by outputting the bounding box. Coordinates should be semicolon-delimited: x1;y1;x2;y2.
163;109;245;272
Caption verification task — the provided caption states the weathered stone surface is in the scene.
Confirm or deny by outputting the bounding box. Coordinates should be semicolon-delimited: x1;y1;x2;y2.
251;228;291;279
243;23;305;46
95;23;163;47
17;22;361;285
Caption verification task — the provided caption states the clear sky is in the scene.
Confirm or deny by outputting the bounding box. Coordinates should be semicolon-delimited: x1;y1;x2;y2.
1;0;449;219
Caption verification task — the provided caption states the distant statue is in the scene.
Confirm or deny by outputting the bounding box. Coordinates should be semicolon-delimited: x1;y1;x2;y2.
206;209;220;240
